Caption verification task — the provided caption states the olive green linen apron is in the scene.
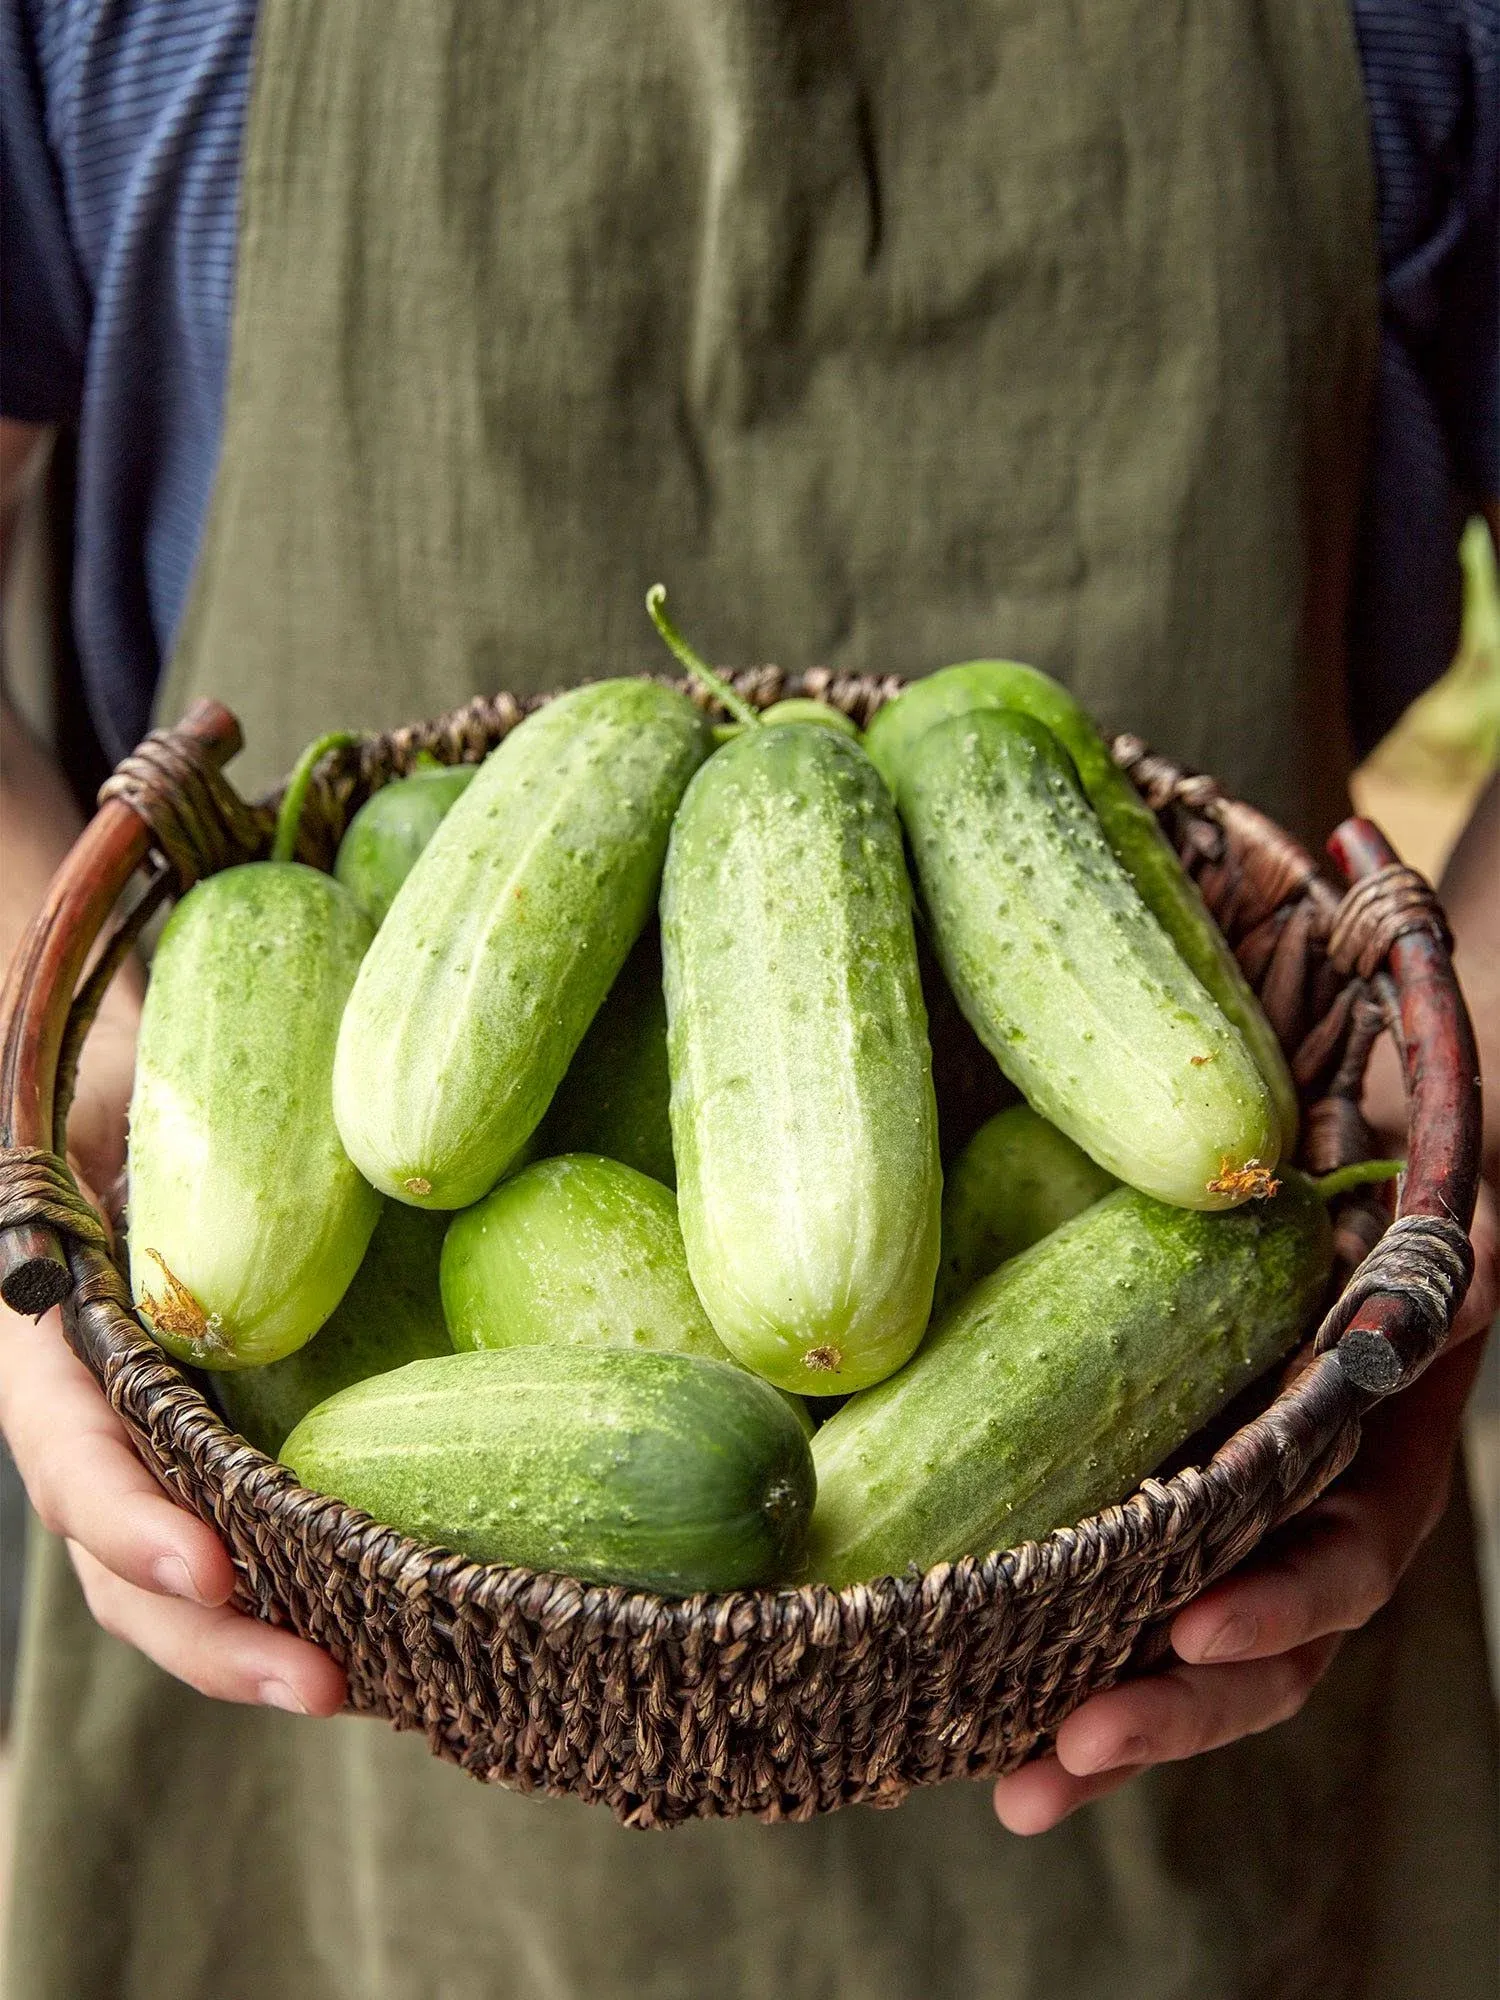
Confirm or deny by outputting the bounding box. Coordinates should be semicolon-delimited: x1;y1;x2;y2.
8;2;1497;1995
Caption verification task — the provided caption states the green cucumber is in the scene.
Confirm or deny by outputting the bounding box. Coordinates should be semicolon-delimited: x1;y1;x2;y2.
935;1105;1117;1317
865;663;1296;1149
710;698;862;749
281;1347;815;1596
440;1153;813;1435
443;1153;731;1359
334;755;477;927
897;708;1279;1210
129;739;381;1369
213;1202;451;1455
531;925;675;1186
759;698;861;738
661;722;941;1394
806;1173;1333;1588
333;681;711;1210
646;592;941;1396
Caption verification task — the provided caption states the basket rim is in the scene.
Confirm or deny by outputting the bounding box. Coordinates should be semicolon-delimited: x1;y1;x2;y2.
3;672;1485;1645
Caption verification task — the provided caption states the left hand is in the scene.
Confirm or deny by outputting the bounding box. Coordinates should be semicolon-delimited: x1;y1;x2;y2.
992;1179;1497;1835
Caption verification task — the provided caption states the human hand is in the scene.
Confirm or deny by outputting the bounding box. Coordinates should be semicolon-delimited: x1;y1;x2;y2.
992;1178;1497;1835
0;1001;345;1715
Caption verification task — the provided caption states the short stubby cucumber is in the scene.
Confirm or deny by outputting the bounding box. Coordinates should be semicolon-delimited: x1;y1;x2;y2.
897;709;1279;1209
333;681;711;1209
865;662;1296;1150
935;1105;1117;1317
214;1202;451;1455
281;1347;816;1596
128;864;381;1369
532;926;675;1186
334;756;477;927
806;1174;1333;1588
662;723;942;1396
441;1153;813;1434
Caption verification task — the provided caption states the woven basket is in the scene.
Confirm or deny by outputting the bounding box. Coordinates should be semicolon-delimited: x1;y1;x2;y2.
0;676;1480;1830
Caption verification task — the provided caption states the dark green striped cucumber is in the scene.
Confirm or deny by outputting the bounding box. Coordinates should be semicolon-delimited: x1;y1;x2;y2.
532;926;675;1186
281;1347;815;1595
213;1202;451;1455
661;722;941;1395
935;1105;1117;1317
645;591;941;1395
806;1173;1333;1588
129;738;381;1369
865;662;1296;1149
440;1153;813;1434
333;755;477;927
333;681;711;1210
897;708;1279;1210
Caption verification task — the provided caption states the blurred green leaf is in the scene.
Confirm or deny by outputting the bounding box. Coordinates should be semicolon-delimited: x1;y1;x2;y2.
1368;520;1500;789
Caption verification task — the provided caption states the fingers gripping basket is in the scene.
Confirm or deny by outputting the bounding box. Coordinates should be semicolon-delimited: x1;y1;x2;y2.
0;680;1481;1829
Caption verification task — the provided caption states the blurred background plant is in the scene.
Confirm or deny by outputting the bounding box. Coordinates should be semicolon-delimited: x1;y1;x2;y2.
1352;520;1500;878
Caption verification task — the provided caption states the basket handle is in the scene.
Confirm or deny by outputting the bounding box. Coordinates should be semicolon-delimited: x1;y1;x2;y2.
1319;818;1481;1392
0;700;249;1315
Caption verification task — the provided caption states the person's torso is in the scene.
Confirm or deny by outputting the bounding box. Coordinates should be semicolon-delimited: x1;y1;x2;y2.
164;0;1378;845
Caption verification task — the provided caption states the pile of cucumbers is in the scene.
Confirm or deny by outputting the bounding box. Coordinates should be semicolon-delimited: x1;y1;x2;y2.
126;592;1344;1600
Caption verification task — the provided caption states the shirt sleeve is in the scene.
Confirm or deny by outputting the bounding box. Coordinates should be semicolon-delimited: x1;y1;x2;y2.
1348;0;1500;754
1;0;91;424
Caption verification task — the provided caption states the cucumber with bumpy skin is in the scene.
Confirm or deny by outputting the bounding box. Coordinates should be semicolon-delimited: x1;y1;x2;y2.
443;1153;729;1361
897;708;1279;1210
532;927;675;1187
806;1173;1333;1588
333;681;711;1210
649;594;942;1396
865;662;1296;1149
213;1202;451;1455
441;1152;814;1433
935;1105;1117;1317
129;736;382;1370
281;1347;815;1596
334;756;477;927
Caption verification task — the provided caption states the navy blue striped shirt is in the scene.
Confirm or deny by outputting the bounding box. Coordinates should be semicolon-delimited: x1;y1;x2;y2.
3;0;1497;761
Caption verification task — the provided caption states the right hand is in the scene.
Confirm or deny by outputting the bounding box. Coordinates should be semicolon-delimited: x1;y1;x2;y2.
0;1002;345;1715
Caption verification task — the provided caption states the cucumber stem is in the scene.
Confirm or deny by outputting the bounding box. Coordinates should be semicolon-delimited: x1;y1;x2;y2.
272;731;364;865
646;585;761;729
1309;1158;1405;1200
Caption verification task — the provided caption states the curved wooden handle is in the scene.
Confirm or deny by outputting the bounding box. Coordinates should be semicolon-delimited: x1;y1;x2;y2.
1323;817;1482;1391
0;700;244;1314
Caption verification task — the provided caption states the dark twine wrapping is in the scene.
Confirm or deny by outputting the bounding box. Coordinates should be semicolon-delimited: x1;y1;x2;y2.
0;680;1479;1827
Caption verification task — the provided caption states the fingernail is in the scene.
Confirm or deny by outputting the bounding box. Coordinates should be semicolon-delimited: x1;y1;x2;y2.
152;1555;198;1600
1199;1614;1258;1662
259;1679;309;1715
